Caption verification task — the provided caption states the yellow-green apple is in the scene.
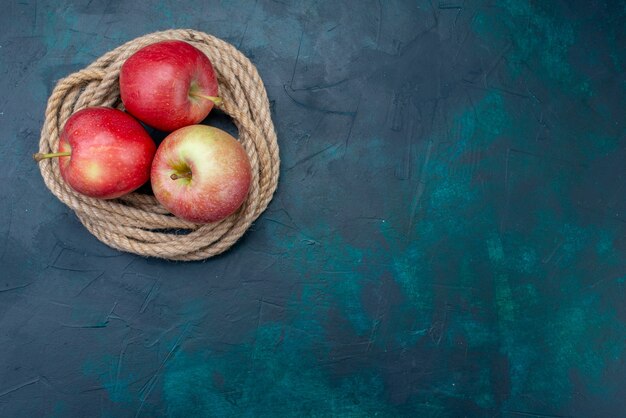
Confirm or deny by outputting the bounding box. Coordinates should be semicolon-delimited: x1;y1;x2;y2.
34;107;156;199
119;40;221;132
151;125;251;223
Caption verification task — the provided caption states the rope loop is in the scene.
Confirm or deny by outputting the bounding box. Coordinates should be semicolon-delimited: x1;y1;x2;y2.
36;29;280;261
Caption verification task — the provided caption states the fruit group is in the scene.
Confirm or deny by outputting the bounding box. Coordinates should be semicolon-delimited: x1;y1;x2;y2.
150;125;251;223
119;40;220;132
35;107;156;199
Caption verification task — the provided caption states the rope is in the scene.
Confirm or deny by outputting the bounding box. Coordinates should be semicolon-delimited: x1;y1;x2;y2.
36;29;280;261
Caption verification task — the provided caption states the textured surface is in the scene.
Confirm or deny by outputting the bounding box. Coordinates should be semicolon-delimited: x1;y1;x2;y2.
1;0;625;416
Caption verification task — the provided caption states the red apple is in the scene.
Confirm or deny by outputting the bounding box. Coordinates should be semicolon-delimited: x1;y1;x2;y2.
34;107;156;199
151;125;252;223
119;40;221;132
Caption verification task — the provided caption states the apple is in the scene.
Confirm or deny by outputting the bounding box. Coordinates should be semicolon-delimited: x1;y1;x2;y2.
34;107;156;199
119;40;221;132
151;125;252;223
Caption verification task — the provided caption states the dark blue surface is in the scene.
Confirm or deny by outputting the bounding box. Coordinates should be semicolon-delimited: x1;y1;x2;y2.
1;0;626;416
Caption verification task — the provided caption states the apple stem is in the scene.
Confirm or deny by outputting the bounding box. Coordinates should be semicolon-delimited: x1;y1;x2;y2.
33;151;71;162
171;172;192;180
189;93;223;106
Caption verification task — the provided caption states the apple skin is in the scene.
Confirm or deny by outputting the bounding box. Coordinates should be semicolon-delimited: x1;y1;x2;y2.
151;125;252;223
57;107;156;199
119;40;219;132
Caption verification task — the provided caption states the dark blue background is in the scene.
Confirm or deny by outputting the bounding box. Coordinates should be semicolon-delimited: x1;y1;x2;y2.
1;0;625;416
